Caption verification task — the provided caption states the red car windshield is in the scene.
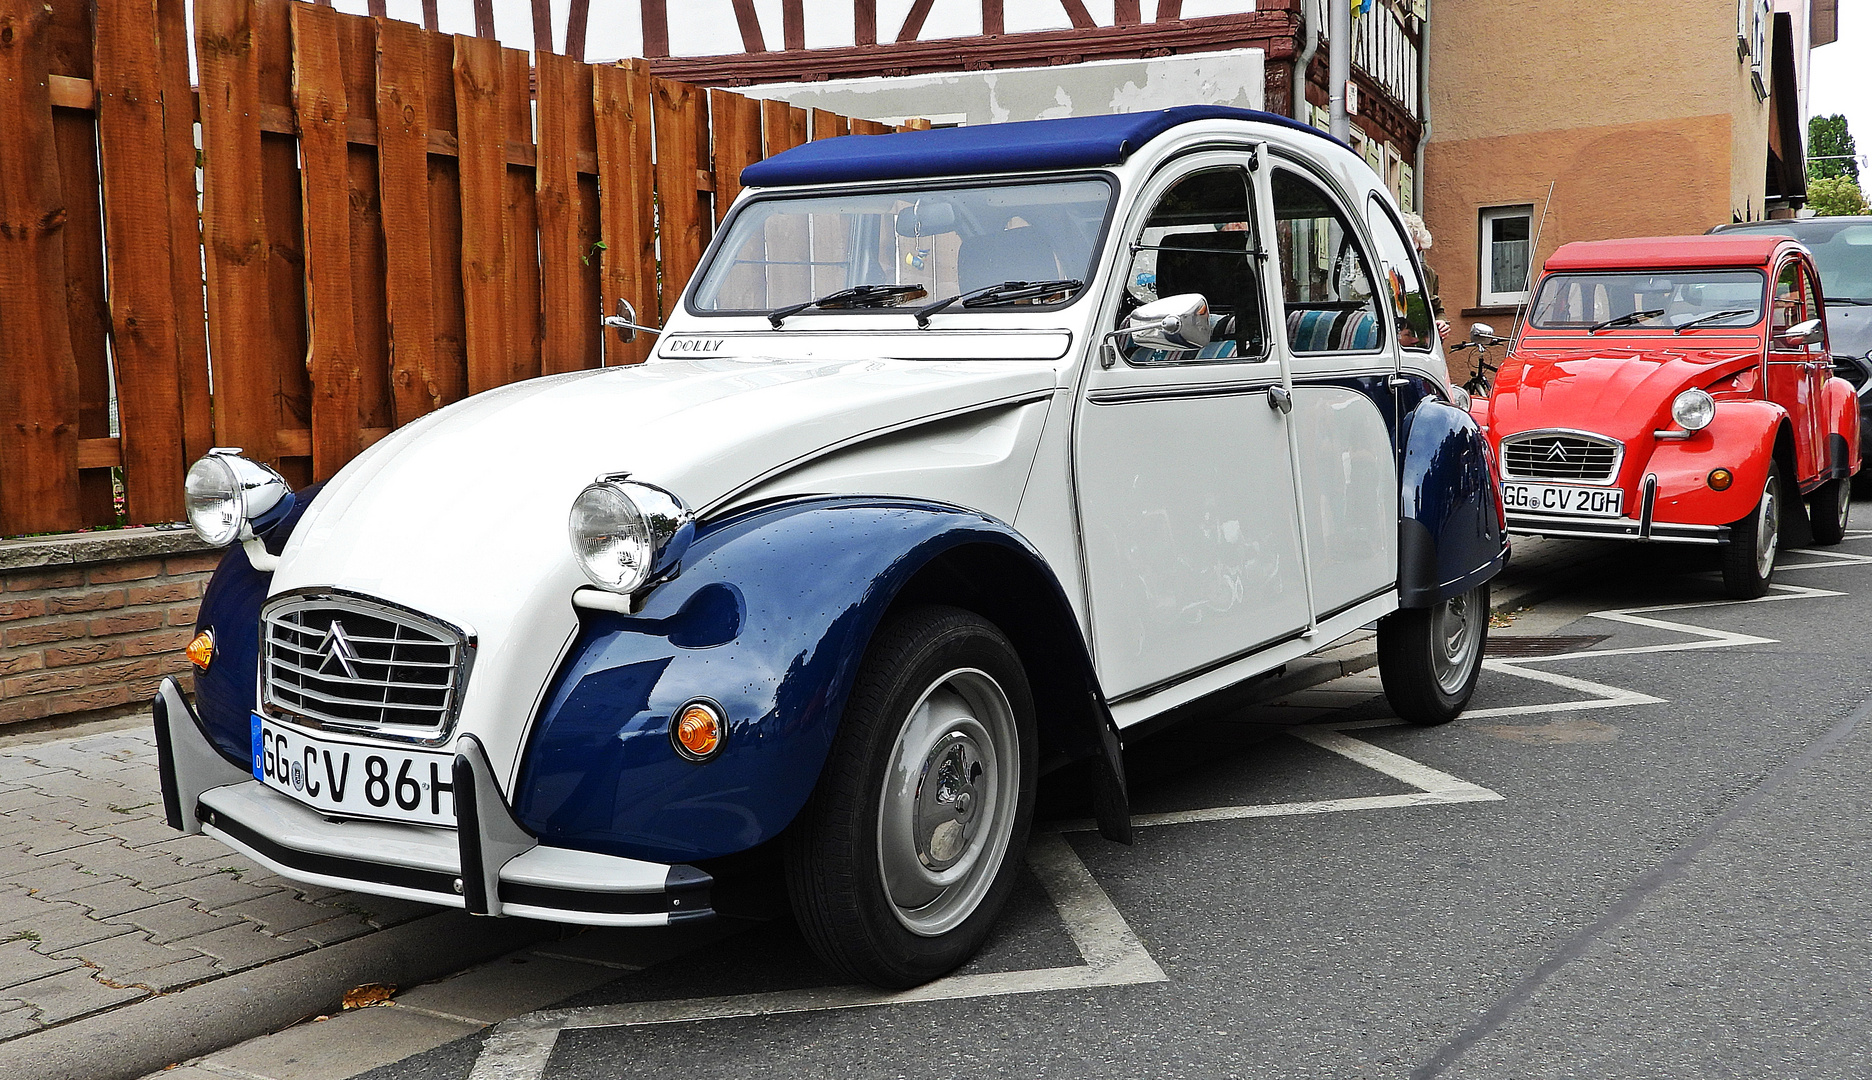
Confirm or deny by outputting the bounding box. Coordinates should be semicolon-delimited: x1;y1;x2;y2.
1529;270;1767;331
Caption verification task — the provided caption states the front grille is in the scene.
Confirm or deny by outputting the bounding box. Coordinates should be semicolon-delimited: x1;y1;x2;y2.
1501;432;1622;483
261;593;470;742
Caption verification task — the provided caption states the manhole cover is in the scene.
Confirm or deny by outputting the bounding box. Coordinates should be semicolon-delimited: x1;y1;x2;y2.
1484;634;1609;658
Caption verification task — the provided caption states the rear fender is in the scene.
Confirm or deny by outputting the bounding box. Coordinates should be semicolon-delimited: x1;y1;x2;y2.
1397;399;1507;607
1823;376;1861;478
513;497;1126;866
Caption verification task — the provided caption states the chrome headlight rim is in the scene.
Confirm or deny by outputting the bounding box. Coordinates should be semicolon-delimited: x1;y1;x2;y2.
568;477;696;595
184;448;293;547
1671;389;1716;432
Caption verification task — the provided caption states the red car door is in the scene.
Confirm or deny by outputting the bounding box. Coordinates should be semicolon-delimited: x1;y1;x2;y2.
1766;257;1822;481
1799;260;1834;476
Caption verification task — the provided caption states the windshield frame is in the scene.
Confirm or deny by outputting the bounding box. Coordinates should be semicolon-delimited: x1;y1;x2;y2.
684;171;1121;322
1525;268;1769;333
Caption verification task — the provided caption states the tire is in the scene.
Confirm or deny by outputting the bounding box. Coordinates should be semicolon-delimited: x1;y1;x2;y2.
1721;462;1782;599
784;605;1036;988
1377;582;1489;726
1810;476;1851;546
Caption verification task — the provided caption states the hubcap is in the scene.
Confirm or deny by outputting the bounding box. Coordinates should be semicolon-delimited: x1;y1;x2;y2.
1430;587;1485;696
1756;478;1779;578
877;669;1019;937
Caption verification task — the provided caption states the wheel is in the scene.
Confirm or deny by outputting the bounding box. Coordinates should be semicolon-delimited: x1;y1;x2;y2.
1721;462;1781;598
784;605;1035;988
1810;477;1850;546
1377;582;1489;726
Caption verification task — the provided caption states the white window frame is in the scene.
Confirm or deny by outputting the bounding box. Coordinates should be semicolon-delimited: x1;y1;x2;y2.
1478;205;1534;306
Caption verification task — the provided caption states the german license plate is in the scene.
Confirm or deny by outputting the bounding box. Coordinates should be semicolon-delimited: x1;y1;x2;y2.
1501;482;1623;518
251;715;456;826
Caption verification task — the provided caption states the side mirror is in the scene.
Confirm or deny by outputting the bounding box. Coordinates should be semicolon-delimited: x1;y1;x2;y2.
601;298;660;348
1777;318;1824;349
1120;293;1213;353
1469;322;1497;342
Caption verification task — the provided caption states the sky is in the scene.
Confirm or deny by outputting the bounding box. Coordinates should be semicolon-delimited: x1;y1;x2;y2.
1809;2;1872;172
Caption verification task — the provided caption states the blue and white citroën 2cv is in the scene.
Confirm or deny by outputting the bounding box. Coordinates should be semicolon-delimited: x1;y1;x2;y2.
156;106;1505;988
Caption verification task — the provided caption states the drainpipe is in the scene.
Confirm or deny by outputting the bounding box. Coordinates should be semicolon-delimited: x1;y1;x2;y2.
1291;0;1319;123
1329;0;1351;141
1414;0;1430;211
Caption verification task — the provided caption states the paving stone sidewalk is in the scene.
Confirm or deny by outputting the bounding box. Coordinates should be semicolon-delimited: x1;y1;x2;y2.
0;720;440;1044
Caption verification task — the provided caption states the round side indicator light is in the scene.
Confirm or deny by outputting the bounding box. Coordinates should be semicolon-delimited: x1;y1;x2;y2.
1708;468;1734;491
671;700;725;761
185;630;215;671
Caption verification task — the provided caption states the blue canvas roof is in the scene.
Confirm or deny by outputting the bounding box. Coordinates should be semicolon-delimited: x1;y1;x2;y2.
738;105;1346;188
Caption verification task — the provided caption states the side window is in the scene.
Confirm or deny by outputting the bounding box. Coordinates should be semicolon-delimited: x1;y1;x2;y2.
1803;265;1829;353
1123;167;1264;363
1771;261;1807;349
1365;196;1435;350
1272;169;1383;354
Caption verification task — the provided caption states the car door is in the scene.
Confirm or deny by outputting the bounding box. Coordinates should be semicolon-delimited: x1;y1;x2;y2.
1767;256;1824;480
1074;156;1311;702
1260;163;1400;618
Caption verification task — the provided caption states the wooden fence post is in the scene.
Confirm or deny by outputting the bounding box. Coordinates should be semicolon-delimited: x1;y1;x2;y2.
536;51;588;375
709;87;762;225
291;2;363;480
196;0;282;468
652;75;709;321
375;17;441;424
593;59;655;365
452;34;510;394
157;0;214;468
0;0;83;535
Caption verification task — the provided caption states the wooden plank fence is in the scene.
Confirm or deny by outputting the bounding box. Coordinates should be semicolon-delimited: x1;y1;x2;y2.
0;0;926;539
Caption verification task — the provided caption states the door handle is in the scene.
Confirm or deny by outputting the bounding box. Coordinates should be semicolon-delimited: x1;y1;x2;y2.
1268;386;1293;414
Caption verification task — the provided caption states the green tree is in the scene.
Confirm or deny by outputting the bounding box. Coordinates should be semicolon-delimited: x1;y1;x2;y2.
1808;174;1868;217
1810;114;1859;182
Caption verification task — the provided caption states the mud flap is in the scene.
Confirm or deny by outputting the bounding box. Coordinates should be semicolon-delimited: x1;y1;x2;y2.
1090;698;1133;845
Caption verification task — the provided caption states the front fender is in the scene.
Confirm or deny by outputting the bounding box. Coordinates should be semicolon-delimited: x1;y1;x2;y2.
513;497;1119;865
191;484;326;766
1642;400;1782;525
1398;399;1507;606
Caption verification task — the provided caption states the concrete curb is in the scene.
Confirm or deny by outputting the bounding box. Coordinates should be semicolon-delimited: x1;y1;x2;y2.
0;910;555;1080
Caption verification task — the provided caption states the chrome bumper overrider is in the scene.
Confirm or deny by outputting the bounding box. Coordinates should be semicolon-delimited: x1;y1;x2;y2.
153;678;712;927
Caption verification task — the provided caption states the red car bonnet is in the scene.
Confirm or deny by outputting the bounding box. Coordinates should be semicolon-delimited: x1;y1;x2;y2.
1489;342;1762;440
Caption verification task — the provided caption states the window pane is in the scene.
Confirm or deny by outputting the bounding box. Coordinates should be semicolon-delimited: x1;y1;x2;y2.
1123;167;1262;362
1489;214;1531;295
691;179;1112;313
1365;197;1435;350
1272;170;1383;354
1529;270;1766;330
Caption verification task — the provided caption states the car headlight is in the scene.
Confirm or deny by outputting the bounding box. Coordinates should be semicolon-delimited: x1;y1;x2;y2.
1447;385;1473;412
568;477;695;593
1670;389;1716;432
184;449;293;547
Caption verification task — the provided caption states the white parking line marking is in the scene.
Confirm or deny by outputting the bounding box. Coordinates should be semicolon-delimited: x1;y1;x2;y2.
466;834;1165;1080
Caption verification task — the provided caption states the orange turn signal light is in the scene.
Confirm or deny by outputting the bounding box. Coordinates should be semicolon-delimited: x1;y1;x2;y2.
1708;468;1734;491
671;700;725;761
185;630;215;671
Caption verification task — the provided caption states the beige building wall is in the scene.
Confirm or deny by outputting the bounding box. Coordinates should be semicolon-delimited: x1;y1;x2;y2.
1423;0;1773;342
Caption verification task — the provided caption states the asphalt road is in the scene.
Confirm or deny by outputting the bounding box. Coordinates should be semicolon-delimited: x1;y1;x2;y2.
303;528;1872;1079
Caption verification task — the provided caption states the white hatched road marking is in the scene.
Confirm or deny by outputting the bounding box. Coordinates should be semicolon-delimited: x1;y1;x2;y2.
464;542;1869;1079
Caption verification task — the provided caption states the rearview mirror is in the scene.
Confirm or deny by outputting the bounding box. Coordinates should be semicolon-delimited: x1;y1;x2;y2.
1777;318;1824;348
1121;293;1213;353
1469;322;1497;342
601;298;660;351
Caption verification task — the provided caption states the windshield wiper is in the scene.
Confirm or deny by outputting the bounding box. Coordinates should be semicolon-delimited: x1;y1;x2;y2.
912;279;1084;329
1589;308;1665;333
766;284;928;329
1672;309;1756;334
1825;296;1872;306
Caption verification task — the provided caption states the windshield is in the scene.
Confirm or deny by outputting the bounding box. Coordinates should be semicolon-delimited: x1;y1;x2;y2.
689;178;1114;316
1529;270;1766;331
1720;221;1872;301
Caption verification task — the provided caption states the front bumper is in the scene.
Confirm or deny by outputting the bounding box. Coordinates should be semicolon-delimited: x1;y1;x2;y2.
1506;510;1728;545
153;678;712;926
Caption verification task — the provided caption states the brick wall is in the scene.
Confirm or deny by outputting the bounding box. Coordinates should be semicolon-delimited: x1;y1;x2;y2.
0;529;220;730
